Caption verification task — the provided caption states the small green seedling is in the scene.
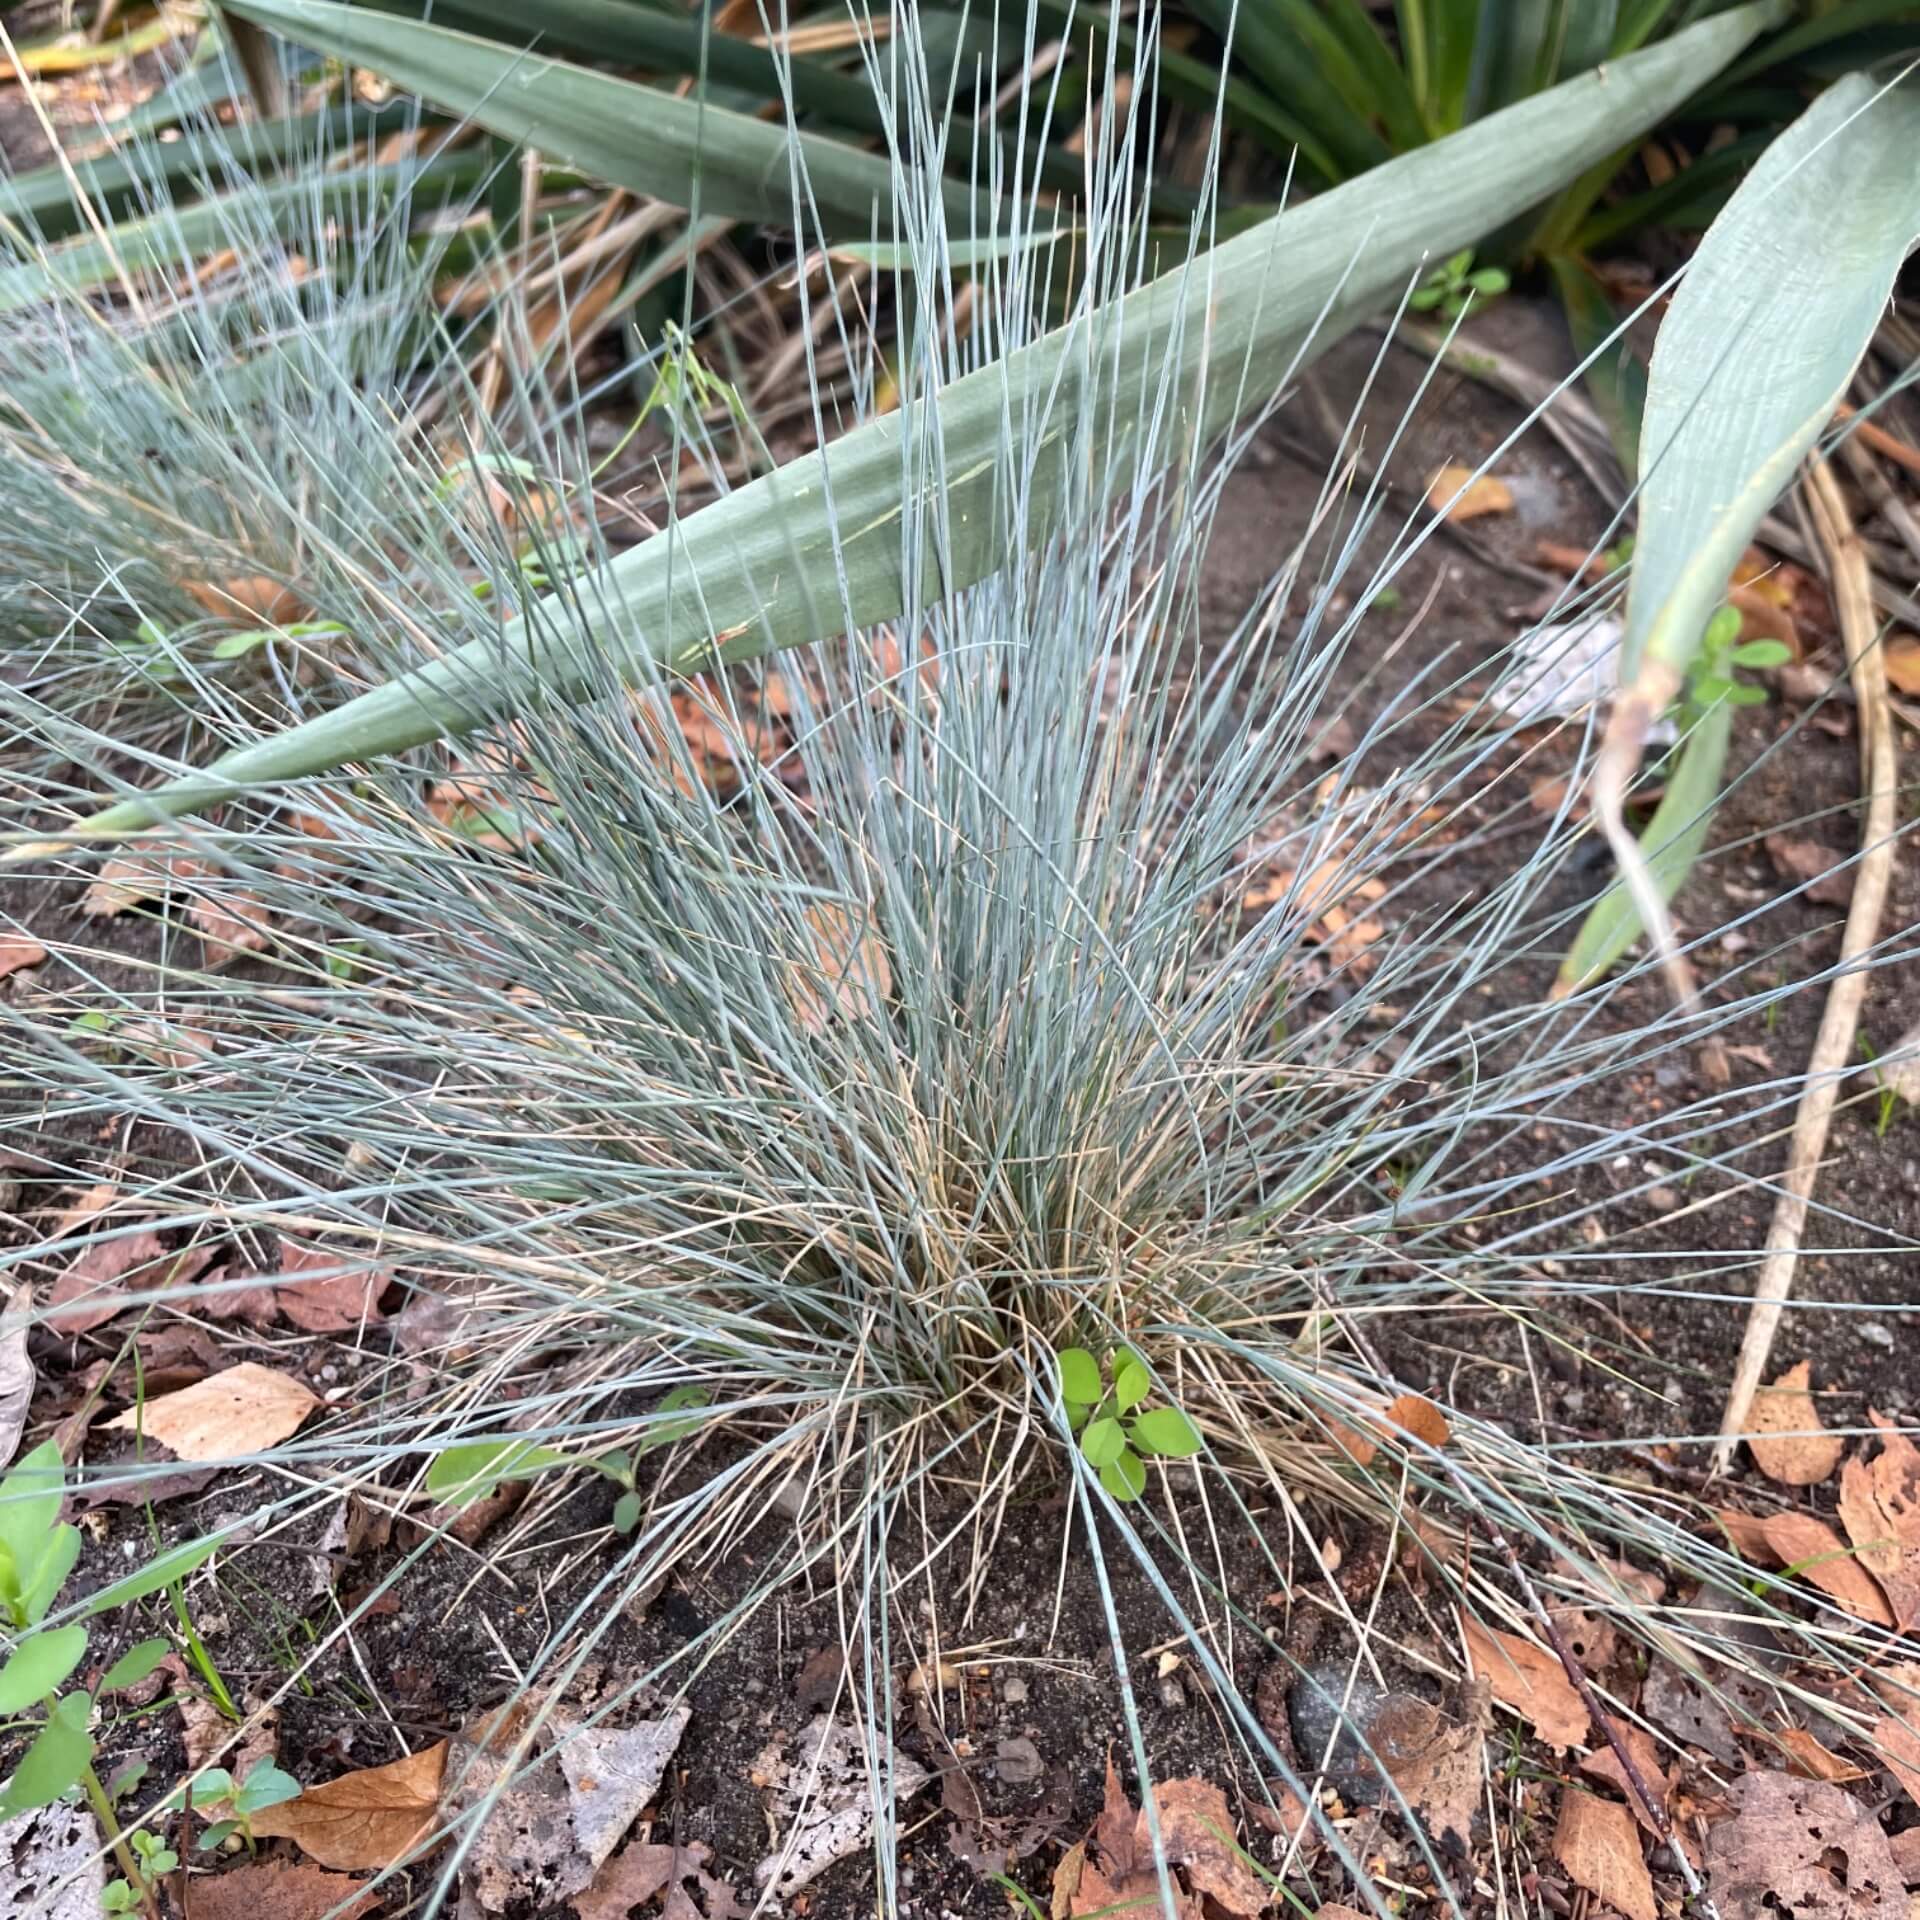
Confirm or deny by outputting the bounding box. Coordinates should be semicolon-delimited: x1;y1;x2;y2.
426;1387;713;1536
160;1757;300;1852
1681;604;1790;725
1056;1347;1203;1500
1859;1036;1901;1138
101;1829;177;1915
1410;248;1509;322
0;1442;222;1919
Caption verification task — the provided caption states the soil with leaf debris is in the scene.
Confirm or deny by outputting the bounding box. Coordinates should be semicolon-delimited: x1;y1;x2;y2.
3;295;1918;1917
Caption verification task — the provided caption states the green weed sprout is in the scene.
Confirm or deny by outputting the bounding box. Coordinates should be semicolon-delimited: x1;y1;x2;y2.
426;1388;712;1536
1057;1349;1203;1500
159;1758;300;1852
1682;603;1791;720
1409;247;1509;321
0;1443;221;1917
101;1830;177;1916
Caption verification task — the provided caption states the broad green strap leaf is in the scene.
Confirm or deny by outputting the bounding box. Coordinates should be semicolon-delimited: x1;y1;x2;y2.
54;4;1787;843
1556;704;1732;992
371;0;896;136
220;0;980;240
1548;253;1646;482
1560;72;1920;987
0;102;418;243
1621;74;1920;690
426;1439;574;1507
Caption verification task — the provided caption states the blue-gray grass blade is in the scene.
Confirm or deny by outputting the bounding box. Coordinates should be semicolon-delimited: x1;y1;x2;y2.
41;2;1788;848
1562;71;1920;994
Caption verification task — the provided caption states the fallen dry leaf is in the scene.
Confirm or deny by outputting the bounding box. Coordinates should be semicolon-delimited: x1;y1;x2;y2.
1427;464;1513;523
1764;834;1853;907
0;1287;33;1473
0;932;46;981
1761;1510;1894;1627
573;1839;743;1920
80;845;203;917
1705;1770;1904;1920
1553;1788;1655;1920
190;890;273;965
1365;1680;1489;1855
1460;1616;1587;1753
1746;1361;1845;1486
253;1240;390;1334
187;1860;378;1920
1755;1726;1870;1785
1712;1507;1780;1563
182;575;306;627
251;1741;447;1871
1838;1420;1920;1629
0;1802;105;1919
1066;1762;1264;1920
47;1231;197;1334
1578;1719;1672;1845
1887;634;1920;697
1383;1393;1449;1451
754;1717;930;1899
1870;1665;1920;1809
105;1362;319;1460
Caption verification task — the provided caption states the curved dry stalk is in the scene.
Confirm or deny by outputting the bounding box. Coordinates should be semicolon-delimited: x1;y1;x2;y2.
1712;454;1897;1474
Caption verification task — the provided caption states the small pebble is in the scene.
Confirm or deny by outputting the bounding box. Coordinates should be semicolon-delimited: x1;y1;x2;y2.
1158;1674;1186;1710
1859;1321;1895;1350
1002;1676;1028;1705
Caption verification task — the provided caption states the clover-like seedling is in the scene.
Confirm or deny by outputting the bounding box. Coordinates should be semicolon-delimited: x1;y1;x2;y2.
1409;248;1509;322
1056;1347;1203;1500
162;1757;301;1851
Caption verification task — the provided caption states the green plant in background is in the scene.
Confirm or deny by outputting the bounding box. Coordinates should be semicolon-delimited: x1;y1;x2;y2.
1057;1348;1203;1500
1677;605;1793;727
0;1444;222;1918
1858;1036;1901;1137
1409;247;1509;321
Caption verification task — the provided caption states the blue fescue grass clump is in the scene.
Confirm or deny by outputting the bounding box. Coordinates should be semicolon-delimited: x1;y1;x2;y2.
0;103;535;752
0;25;1899;1914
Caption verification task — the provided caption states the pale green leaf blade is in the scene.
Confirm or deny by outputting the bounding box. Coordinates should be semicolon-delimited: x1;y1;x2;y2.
98;1638;172;1695
426;1440;573;1508
0;1691;94;1816
51;3;1788;843
0;1626;90;1714
1129;1406;1204;1458
217;0;977;239
83;1533;227;1617
1623;74;1920;691
1057;1348;1102;1406
1099;1450;1148;1501
1556;703;1733;993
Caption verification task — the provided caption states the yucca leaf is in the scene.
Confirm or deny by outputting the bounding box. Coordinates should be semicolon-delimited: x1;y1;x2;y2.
45;4;1790;845
218;0;980;239
363;0;897;137
1556;703;1733;992
1614;73;1920;697
1558;72;1920;990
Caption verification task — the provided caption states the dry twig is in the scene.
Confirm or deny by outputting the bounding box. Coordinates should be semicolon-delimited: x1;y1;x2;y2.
1713;455;1898;1472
